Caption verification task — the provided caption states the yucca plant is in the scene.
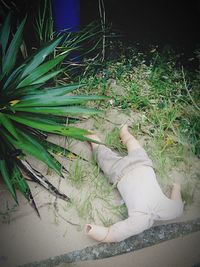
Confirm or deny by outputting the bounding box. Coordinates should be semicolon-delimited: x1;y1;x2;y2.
0;14;106;216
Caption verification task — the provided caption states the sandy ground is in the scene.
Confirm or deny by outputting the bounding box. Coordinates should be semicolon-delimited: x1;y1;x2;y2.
0;109;200;267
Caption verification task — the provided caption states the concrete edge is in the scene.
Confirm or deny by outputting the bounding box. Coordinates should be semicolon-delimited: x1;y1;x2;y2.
19;217;200;267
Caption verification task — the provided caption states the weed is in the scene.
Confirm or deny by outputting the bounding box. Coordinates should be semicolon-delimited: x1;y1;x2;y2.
69;45;200;219
181;183;195;205
96;209;114;227
68;159;87;187
73;195;94;221
105;127;126;155
111;203;128;219
91;163;115;199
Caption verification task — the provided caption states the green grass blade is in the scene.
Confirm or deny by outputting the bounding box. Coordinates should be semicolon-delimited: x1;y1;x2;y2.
3;16;26;75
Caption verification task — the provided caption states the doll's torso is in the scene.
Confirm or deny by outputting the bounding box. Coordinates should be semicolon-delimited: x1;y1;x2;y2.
117;166;182;221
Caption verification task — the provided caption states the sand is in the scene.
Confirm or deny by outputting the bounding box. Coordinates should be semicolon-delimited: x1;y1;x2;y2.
0;109;200;267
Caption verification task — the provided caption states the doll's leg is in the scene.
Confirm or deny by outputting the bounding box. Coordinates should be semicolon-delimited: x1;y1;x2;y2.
120;124;141;154
87;134;122;184
87;134;101;151
157;183;184;220
170;183;182;202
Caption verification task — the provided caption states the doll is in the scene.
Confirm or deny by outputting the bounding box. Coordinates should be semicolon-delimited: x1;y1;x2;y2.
85;124;183;242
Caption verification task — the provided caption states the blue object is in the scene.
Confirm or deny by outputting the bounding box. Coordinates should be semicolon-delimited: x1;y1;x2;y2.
52;0;80;63
52;0;80;32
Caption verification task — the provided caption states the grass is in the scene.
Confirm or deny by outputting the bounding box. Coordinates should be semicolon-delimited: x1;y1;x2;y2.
181;182;195;205
105;127;127;155
95;209;114;227
62;159;122;226
2;44;199;223
68;158;87;188
73;195;94;221
76;44;200;207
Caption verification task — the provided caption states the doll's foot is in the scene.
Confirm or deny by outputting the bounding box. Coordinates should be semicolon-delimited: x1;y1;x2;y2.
171;182;182;202
119;124;132;145
119;124;141;152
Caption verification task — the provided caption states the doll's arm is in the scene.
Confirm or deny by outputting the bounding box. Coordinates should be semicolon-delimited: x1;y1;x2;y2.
85;214;152;243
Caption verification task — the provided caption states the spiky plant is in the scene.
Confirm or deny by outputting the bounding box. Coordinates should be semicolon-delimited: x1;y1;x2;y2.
0;15;106;215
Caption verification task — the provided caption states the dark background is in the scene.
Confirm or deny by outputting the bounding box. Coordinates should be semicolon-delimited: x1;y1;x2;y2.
81;0;200;55
1;0;200;64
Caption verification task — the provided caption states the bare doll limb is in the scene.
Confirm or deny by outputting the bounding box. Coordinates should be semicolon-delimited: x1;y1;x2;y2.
87;134;101;151
119;124;141;154
119;125;183;203
88;124;141;154
86;134;122;184
171;183;182;202
85;213;151;243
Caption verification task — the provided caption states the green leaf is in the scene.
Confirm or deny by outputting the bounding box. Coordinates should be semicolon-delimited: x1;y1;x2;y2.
8;84;43;98
44;84;85;96
3;64;25;90
0;159;18;203
40;139;74;157
27;69;63;86
7;113;90;140
12;163;30;199
12;113;63;125
28;84;85;97
14;105;102;116
18;130;62;175
20;36;63;78
0;113;19;140
14;95;108;107
17;53;67;88
0;13;11;55
0;14;106;211
1;128;62;175
13;83;84;98
13;160;41;216
3;16;26;75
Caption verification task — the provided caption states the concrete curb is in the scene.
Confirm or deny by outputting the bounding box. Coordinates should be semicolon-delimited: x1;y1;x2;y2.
19;217;200;267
